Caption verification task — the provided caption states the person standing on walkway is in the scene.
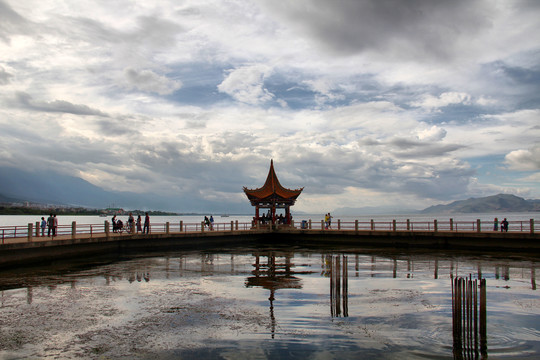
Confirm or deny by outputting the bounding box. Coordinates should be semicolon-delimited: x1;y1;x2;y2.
210;215;214;230
136;215;142;233
47;214;53;237
324;213;329;229
128;213;135;233
327;213;333;229
493;218;499;231
143;213;150;234
501;218;509;232
53;214;58;237
40;217;46;236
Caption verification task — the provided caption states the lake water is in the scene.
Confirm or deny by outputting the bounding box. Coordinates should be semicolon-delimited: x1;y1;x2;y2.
0;245;538;359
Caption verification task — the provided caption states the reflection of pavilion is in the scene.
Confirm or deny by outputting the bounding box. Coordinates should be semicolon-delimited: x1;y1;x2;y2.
245;253;304;338
452;276;487;359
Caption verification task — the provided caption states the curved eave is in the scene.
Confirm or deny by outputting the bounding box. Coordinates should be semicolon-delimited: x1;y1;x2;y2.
243;187;303;201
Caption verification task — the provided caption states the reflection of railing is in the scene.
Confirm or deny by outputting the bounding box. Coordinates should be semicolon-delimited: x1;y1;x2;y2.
452;276;487;360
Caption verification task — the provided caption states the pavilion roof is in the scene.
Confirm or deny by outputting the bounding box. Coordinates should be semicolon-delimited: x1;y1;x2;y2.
243;160;303;203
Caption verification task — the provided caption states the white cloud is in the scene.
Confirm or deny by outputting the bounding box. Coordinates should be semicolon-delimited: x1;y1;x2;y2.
218;64;274;105
505;144;540;171
416;125;447;141
410;92;471;112
124;68;182;95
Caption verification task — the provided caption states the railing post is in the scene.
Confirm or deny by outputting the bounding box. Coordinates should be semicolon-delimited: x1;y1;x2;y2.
406;219;410;231
235;220;239;230
531;219;535;234
371;219;374;230
434;219;438;232
35;222;40;237
337;219;341;230
309;219;312;230
392;219;396;232
291;220;294;228
201;221;205;232
166;222;170;234
180;221;183;232
231;221;234;231
477;219;481;233
321;220;325;230
27;223;33;242
105;221;110;238
72;221;77;239
355;220;359;232
450;218;454;231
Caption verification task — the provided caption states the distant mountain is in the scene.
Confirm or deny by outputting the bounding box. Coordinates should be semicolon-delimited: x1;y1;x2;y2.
0;166;163;210
0;166;251;213
420;194;540;214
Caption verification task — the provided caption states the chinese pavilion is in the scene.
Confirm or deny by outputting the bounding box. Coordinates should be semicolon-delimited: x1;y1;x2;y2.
243;160;303;225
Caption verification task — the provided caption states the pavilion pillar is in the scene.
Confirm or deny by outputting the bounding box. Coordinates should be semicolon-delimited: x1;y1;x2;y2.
255;205;260;224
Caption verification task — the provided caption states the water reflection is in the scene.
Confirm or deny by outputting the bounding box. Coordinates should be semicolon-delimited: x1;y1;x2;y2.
452;276;487;360
245;252;304;338
323;255;349;318
1;251;539;359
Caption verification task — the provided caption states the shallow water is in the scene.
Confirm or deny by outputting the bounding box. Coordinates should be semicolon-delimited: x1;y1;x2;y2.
0;247;539;359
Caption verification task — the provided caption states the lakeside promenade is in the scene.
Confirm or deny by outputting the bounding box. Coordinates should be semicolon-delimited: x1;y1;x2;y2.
1;218;539;268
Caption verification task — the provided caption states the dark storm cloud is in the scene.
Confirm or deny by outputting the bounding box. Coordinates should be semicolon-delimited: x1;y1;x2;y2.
13;92;108;116
262;0;492;60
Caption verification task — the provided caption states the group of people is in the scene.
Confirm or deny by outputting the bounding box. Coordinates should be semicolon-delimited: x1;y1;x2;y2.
493;217;509;232
112;213;150;234
258;211;290;225
40;214;58;237
204;215;214;230
324;213;333;229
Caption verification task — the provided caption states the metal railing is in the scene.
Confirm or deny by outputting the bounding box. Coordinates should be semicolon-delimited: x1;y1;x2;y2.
0;218;537;244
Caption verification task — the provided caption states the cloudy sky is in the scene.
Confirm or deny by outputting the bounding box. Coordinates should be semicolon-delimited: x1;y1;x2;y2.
1;0;539;213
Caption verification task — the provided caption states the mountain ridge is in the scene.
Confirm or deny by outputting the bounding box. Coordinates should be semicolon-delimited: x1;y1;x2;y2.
420;194;540;214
